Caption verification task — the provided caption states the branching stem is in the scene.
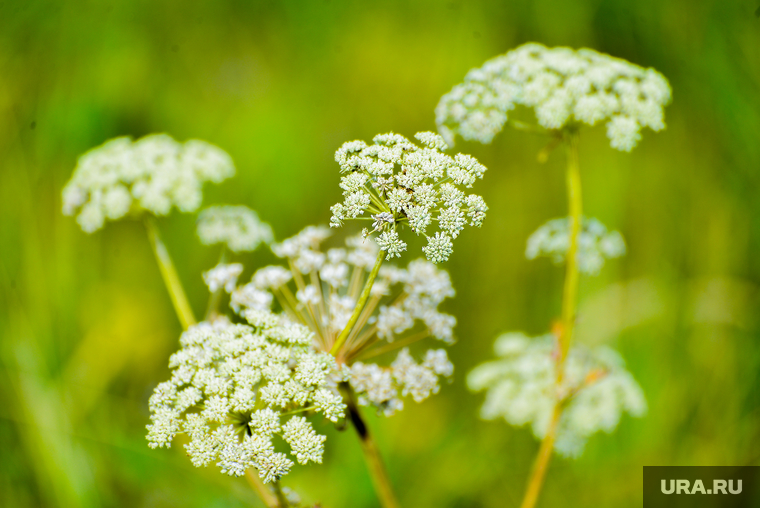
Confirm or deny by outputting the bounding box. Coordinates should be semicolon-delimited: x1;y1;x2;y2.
330;249;385;356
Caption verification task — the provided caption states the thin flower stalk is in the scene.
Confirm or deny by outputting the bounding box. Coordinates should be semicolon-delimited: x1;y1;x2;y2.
204;247;228;321
519;405;562;508
340;383;399;508
560;131;582;363
273;481;291;508
330;249;386;356
145;217;197;329
520;131;582;508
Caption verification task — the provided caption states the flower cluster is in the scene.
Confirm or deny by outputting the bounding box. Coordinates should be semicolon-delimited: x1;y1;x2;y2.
234;226;457;356
330;132;488;263
349;348;454;416
62;134;235;233
203;263;244;293
146;312;346;482
197;205;274;253
436;43;672;151
229;226;457;414
467;332;646;457
525;217;626;275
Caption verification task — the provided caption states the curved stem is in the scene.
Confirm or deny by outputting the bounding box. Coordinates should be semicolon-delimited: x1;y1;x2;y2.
519;131;582;508
340;383;400;508
330;249;386;356
144;217;196;329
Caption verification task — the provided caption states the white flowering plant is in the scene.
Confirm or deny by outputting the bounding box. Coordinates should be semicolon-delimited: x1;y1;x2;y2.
436;42;672;151
330;131;488;264
197;205;274;254
229;225;457;417
61;126;486;508
59;41;668;508
526;216;626;275
467;332;646;457
146;314;345;480
444;44;669;508
62;134;235;233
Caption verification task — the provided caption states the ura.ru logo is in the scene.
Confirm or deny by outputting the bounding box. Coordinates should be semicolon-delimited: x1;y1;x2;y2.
661;479;742;495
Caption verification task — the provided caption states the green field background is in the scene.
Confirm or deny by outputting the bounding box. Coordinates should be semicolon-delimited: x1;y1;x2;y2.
1;1;759;507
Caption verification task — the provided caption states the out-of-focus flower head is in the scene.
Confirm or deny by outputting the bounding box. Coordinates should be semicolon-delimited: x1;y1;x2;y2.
330;132;488;264
436;43;672;151
467;332;646;457
197;205;273;253
526;217;626;275
62;134;235;233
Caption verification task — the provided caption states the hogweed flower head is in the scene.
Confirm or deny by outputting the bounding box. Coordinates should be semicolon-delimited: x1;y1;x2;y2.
526;217;626;275
467;332;646;457
330;132;488;264
436;43;672;151
349;348;453;416
62;134;235;232
197;205;273;253
146;312;346;482
232;226;457;415
203;263;244;293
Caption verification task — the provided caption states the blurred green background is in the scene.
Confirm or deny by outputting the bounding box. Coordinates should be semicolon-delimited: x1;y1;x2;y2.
2;1;759;507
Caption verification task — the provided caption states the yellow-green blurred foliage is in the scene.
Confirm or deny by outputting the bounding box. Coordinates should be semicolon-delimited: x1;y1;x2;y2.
1;1;759;507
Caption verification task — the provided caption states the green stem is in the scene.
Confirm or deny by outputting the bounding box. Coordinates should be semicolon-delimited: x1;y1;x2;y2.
245;470;280;508
519;130;582;508
273;481;290;508
329;249;386;356
560;131;582;365
519;405;561;508
144;217;196;329
340;383;400;508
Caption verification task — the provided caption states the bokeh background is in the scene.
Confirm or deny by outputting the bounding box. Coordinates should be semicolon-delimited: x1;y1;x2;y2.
2;1;760;507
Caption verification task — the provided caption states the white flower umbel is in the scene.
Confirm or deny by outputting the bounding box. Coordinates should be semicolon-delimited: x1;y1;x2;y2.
203;263;244;293
244;227;456;354
349;348;454;416
146;313;346;481
467;332;646;457
526;217;626;275
330;132;488;264
62;134;235;233
436;43;672;151
234;226;457;415
197;205;274;253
